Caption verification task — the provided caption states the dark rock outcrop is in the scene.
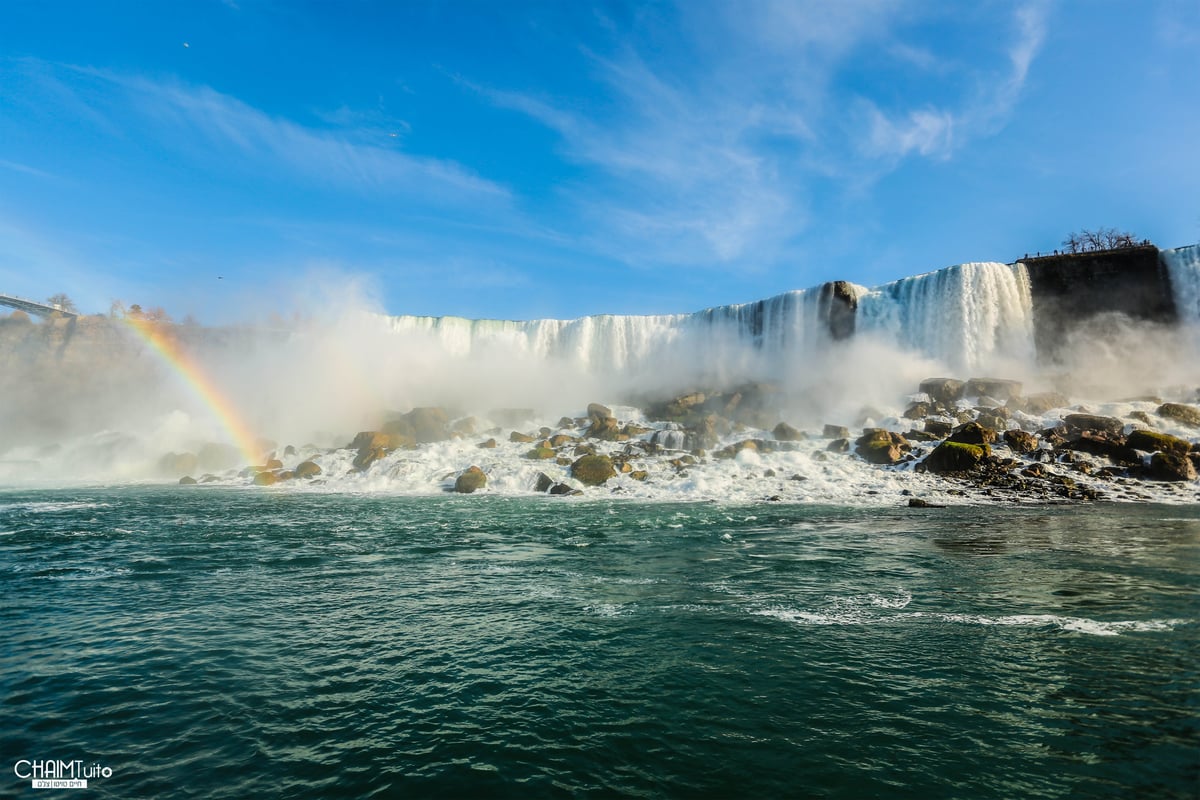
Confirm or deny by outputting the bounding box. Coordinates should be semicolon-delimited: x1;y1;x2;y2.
919;378;965;404
923;441;989;473
1127;429;1192;456
1158;403;1200;428
1148;452;1197;482
854;429;910;465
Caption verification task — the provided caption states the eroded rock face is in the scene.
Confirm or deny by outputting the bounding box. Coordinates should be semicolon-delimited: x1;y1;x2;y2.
454;465;488;493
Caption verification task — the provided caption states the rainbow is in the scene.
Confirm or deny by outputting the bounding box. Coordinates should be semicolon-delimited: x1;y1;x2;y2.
122;316;264;468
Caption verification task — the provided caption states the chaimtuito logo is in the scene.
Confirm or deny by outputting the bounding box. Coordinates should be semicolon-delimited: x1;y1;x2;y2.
13;759;112;789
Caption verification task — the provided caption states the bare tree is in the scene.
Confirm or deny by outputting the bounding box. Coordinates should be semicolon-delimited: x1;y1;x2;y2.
46;293;77;313
1062;227;1141;254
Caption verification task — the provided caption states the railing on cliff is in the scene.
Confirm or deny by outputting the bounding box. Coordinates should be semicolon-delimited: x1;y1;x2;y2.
0;293;80;318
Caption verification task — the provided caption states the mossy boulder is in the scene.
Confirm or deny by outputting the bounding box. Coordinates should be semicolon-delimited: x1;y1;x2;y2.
924;441;990;473
948;421;998;446
454;465;488;493
1157;403;1200;428
571;454;616;486
294;460;322;479
1127;429;1192;456
509;431;536;443
854;429;910;465
1148;452;1197;481
523;445;557;460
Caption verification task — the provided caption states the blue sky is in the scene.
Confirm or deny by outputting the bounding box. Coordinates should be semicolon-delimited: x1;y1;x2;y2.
1;1;1197;322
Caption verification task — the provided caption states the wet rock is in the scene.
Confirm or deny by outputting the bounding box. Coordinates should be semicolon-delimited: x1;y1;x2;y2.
1157;402;1200;427
294;460;322;479
585;414;623;441
454;465;488;493
822;424;850;439
1016;391;1071;415
827;438;850;453
1149;452;1197;481
523;445;557;460
509;431;536;443
571;454;616;486
1002;429;1039;454
924;419;953;438
253;471;279;486
965;378;1022;401
1126;429;1192;456
586;402;613;422
478;438;498;449
948;421;998;446
1063;414;1124;437
923;441;989;473
353;446;387;472
178;475;198;485
855;429;910;465
919;378;965;404
907;498;946;508
773;421;804;441
904;402;931;420
534;472;554;493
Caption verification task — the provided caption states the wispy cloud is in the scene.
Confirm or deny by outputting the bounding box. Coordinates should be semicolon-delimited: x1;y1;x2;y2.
862;1;1049;160
475;1;1048;271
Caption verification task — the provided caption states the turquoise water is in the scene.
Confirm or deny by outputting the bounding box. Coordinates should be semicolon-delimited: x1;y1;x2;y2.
2;487;1198;798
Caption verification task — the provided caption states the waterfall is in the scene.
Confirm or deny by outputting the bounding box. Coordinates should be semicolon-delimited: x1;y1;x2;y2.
375;260;1042;390
855;262;1035;372
1163;244;1200;325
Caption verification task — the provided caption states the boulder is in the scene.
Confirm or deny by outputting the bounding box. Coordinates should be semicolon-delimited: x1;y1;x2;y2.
904;403;931;420
822;424;850;439
178;475;198;485
534;472;555;493
1063;414;1124;437
965;378;1022;401
523;445;557;460
585;415;623;441
1002;430;1039;454
1127;429;1192;456
1016;391;1070;415
924;441;989;473
571;454;616;486
948;422;998;446
924;419;953;438
353;445;388;472
549;482;580;495
586;402;613;422
478;438;498;449
404;407;451;443
350;431;392;451
919;378;965;404
827;438;850;453
1149;452;1197;482
715;439;767;459
294;460;322;479
253;471;279;486
509;431;536;443
454;465;488;493
772;422;804;441
1157;403;1200;428
854;429;910;465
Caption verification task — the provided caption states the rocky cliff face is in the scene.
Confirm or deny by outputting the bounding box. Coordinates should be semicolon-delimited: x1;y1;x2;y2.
1023;245;1178;362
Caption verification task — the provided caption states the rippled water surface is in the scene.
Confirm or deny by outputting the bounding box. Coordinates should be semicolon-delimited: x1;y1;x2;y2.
2;487;1198;798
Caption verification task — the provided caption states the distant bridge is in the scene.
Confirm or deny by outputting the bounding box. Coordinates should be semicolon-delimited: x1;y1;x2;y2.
0;293;79;318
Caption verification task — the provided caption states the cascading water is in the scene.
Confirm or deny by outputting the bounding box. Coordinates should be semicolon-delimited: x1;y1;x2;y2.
855;262;1036;373
1163;244;1200;325
376;260;1038;392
